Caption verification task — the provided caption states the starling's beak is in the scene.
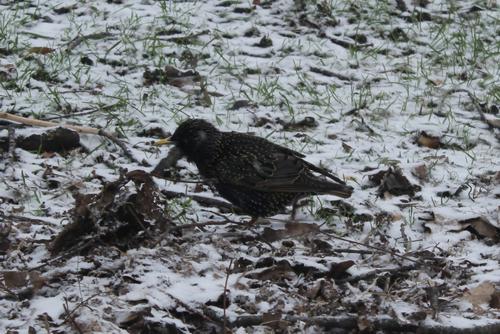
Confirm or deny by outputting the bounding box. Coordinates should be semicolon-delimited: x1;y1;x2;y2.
153;138;173;146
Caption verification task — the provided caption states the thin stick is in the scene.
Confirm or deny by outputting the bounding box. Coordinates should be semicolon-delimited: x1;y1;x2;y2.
0;112;100;134
7;125;16;161
98;129;141;164
166;292;230;332
0;112;141;163
223;259;233;334
320;230;422;264
440;88;500;131
169;220;243;231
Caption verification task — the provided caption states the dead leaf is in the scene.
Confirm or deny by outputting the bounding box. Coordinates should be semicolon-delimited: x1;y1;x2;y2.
28;271;46;291
328;260;355;279
15;127;80;153
261;222;319;242
416;131;441;149
3;271;29;289
262;312;284;329
50;170;170;255
282;116;318;131
342;142;353;153
494;171;500;185
412;164;428;182
306;279;325;299
458;217;500;241
490;290;500;309
464;281;496;307
246;260;295;281
28;47;55;55
486;117;500;129
370;167;420;197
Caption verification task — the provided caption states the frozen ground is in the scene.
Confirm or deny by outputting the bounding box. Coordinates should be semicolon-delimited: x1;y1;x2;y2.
0;0;499;333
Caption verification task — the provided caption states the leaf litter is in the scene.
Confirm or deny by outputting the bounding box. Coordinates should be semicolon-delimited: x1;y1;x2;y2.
0;0;499;333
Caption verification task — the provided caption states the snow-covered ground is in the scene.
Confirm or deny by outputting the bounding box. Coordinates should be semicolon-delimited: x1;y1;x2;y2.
0;0;499;332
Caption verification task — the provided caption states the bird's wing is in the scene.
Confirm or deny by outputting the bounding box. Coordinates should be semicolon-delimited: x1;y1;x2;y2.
216;148;342;193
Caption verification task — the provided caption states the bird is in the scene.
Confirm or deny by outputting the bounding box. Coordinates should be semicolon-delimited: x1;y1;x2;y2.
155;119;353;222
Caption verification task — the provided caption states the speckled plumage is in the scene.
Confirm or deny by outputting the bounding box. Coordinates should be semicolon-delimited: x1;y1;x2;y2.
168;119;353;218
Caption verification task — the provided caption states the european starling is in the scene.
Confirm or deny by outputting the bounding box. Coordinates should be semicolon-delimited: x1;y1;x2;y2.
156;119;353;220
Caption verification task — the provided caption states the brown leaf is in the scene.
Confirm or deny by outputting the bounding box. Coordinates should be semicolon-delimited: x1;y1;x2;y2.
412;164;428;182
28;47;55;55
246;260;295;281
372;167;420;197
28;271;46;291
464;282;496;306
282;116;318;131
486;118;500;129
261;222;319;242
3;271;28;289
416;131;441;149
490;290;500;309
50;170;169;255
342;142;353;153
306;279;325;299
329;260;355;279
458;217;500;241
494;171;500;185
262;312;283;328
16;127;80;153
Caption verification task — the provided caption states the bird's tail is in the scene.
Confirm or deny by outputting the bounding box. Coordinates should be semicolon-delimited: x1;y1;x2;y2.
303;177;353;198
325;183;353;198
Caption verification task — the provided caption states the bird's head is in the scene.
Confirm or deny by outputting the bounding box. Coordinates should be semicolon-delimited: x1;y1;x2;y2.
155;119;220;163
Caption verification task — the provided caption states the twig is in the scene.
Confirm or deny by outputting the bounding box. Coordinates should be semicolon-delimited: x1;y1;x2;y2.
158;177;206;184
328;35;373;49
223;259;233;334
66;31;114;51
231;314;500;334
440;88;500;132
44;102;121;121
166;292;230;332
335;264;418;284
310;66;357;81
98;129;141;164
169;220;243;231
331;248;384;255
61;293;101;327
154;29;210;43
7;125;16;161
0;112;141;163
0;112;100;134
161;190;242;214
63;297;84;334
320;230;422;264
28;239;97;272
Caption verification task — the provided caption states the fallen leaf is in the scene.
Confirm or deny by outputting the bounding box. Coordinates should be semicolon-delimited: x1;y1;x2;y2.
490;290;500;309
464;281;496;307
458;217;500;241
412;164;428;182
246;260;295;281
328;260;355;279
371;167;421;197
28;47;55;55
261;222;319;242
342;142;353;153
3;271;28;289
416;131;441;149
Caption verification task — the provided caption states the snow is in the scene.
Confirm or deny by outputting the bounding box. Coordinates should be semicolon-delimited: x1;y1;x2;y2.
1;0;499;332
